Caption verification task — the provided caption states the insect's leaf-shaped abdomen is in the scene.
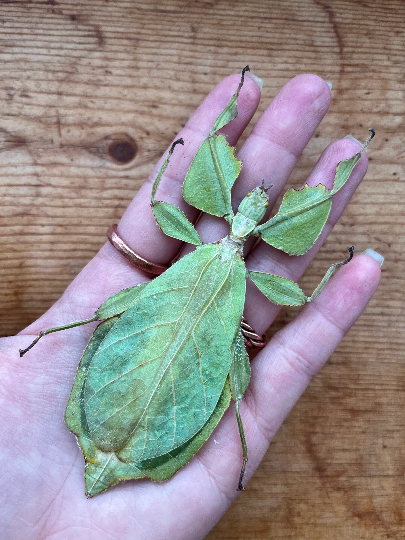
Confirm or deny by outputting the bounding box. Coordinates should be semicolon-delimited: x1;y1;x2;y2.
83;244;246;463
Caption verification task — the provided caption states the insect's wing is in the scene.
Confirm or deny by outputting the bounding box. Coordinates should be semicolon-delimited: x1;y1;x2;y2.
77;244;245;465
66;316;232;496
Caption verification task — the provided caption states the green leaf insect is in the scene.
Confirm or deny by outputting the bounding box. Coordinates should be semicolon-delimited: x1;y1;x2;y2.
19;67;375;497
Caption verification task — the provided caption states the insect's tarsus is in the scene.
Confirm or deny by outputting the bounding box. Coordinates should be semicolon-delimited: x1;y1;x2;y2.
361;128;376;153
237;457;247;491
344;246;355;265
241;65;250;80
19;331;46;357
236;66;250;96
169;138;184;155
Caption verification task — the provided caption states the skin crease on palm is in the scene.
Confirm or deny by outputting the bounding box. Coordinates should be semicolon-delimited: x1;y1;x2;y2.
0;71;381;540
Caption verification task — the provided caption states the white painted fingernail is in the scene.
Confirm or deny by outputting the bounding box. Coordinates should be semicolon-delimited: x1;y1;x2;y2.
362;249;384;267
344;134;367;152
325;81;333;90
344;134;363;145
246;72;263;91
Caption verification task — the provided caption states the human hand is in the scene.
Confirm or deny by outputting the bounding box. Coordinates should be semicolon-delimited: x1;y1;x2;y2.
0;71;381;539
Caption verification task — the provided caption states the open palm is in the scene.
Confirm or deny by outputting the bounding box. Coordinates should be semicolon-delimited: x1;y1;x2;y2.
0;72;381;540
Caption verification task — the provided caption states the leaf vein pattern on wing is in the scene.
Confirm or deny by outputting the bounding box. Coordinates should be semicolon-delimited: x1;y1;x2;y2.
170;364;177;448
139;284;191;302
104;252;235;449
193;332;207;421
88;453;113;496
88;252;221;432
116;253;222;432
213;298;231;351
94;320;177;358
89;348;169;400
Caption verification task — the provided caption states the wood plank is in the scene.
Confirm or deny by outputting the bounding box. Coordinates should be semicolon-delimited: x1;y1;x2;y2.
0;0;403;538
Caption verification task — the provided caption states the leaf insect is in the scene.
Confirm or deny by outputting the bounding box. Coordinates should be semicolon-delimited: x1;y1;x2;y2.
19;67;375;497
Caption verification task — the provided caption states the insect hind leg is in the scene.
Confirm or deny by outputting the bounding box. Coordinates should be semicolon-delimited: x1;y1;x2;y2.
19;315;98;357
235;400;248;491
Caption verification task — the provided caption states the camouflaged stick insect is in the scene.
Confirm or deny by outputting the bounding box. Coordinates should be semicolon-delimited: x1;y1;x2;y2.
19;67;375;497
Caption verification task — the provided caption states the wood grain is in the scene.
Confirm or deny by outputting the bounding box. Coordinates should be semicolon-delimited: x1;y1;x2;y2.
0;0;403;538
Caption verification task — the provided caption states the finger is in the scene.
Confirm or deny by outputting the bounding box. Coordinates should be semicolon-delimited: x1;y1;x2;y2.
244;137;369;335
20;73;261;331
186;74;332;247
107;72;261;266
244;253;381;476
195;253;381;492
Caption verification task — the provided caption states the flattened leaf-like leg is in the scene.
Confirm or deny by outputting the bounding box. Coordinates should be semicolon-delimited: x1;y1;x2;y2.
248;247;355;307
248;271;307;306
182;67;250;222
95;281;149;319
254;129;375;256
210;65;250;134
229;329;251;490
151;138;202;246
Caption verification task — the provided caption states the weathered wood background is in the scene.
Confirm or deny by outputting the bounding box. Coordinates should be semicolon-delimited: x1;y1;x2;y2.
0;0;403;538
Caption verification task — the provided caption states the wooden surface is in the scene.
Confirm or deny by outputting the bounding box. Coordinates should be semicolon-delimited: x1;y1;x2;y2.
0;0;403;538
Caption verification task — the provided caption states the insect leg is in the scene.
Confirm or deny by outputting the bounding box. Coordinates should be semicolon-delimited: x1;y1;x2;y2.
19;315;98;357
20;282;149;357
229;329;251;490
235;399;248;491
306;247;354;303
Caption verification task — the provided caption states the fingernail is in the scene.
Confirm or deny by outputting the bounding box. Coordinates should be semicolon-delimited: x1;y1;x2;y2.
362;248;384;267
344;134;367;153
344;134;363;145
325;81;333;90
246;72;263;91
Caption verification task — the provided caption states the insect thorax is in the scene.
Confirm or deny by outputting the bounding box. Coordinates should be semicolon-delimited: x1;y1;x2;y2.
230;186;269;240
